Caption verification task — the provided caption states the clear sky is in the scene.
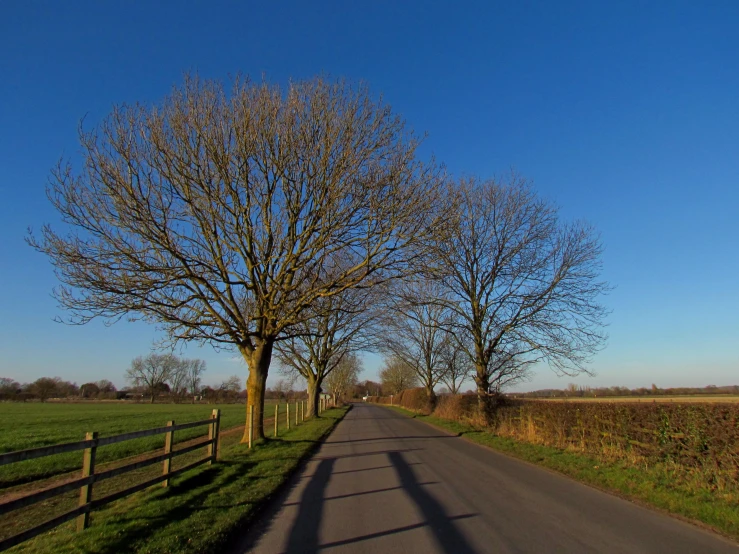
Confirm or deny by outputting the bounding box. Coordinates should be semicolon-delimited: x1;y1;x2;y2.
1;1;737;392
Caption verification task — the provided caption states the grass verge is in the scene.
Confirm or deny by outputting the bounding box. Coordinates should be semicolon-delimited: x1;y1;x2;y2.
383;405;739;542
8;406;349;554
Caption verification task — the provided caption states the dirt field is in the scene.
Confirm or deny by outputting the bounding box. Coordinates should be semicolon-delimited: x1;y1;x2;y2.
526;395;739;403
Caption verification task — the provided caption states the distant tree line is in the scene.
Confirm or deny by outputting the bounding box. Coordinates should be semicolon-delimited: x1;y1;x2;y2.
2;353;212;403
198;375;247;404
512;383;739;398
0;376;116;402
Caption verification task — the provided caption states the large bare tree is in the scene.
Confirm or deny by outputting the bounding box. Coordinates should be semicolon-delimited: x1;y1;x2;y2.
379;355;419;395
379;279;451;404
324;352;362;404
438;342;471;394
126;353;178;403
168;359;189;403
30;75;440;438
275;283;377;417
431;176;609;408
185;358;207;403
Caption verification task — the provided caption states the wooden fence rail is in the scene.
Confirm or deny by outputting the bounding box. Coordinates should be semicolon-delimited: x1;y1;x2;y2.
0;409;220;552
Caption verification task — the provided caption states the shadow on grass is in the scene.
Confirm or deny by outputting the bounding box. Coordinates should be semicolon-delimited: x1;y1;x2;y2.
78;458;257;554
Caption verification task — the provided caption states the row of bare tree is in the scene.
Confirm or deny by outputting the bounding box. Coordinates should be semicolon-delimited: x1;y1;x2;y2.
125;354;206;403
31;75;608;438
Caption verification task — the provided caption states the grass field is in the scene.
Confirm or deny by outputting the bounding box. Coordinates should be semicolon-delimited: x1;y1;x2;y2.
5;406;349;553
0;401;293;490
527;395;739;403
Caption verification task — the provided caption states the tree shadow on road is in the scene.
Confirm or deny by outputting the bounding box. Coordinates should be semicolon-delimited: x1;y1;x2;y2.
325;434;460;444
283;457;335;553
278;451;476;553
388;451;478;554
314;447;423;460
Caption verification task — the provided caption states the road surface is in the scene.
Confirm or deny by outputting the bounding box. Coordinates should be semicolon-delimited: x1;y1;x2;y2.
236;403;737;553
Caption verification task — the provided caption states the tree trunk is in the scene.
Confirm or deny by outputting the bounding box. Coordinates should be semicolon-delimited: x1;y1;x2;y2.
474;362;490;412
150;392;155;404
306;376;320;418
241;339;274;441
425;384;437;413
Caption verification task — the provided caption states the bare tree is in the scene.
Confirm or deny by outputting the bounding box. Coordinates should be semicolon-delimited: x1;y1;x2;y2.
272;378;295;401
29;75;440;439
168;359;189;403
80;382;100;398
96;379;117;394
221;376;242;391
185;359;207;402
439;342;471;394
218;375;242;402
379;279;451;404
126;354;177;403
0;378;20;396
379;356;419;395
430;176;609;409
360;379;383;397
324;352;362;404
28;377;60;402
275;284;377;417
0;378;20;401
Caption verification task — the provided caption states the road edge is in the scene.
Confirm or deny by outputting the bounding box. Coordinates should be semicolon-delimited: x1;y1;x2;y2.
224;404;353;553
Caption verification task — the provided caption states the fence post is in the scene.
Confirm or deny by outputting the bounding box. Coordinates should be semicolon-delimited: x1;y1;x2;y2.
286;402;290;431
162;421;175;487
274;403;279;436
301;401;304;422
77;431;98;531
208;409;220;464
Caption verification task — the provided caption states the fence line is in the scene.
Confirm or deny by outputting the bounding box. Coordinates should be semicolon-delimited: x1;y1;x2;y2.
0;409;220;552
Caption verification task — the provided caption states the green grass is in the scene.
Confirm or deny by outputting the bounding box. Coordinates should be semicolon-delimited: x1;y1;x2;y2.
0;401;289;490
6;406;348;554
384;405;739;542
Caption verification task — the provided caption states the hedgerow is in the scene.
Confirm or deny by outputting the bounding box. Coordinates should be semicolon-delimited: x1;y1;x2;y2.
372;392;739;494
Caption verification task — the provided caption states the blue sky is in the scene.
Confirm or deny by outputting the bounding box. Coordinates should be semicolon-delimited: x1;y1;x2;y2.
1;1;737;391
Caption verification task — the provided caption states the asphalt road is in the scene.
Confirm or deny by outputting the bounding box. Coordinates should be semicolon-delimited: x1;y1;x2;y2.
237;403;737;553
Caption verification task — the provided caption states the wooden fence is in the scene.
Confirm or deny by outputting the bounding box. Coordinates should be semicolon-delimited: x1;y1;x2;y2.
0;409;221;552
245;398;333;447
